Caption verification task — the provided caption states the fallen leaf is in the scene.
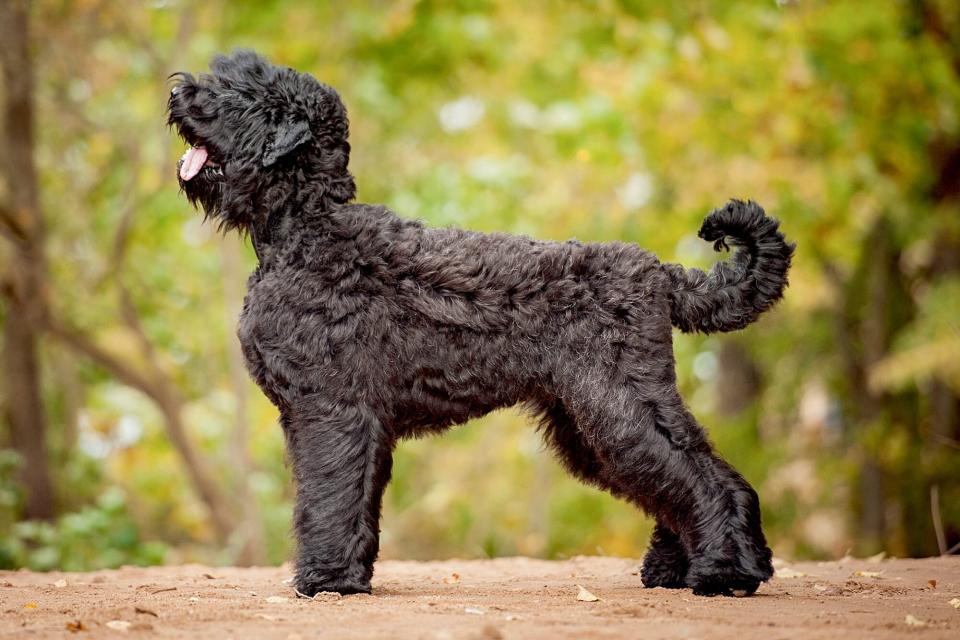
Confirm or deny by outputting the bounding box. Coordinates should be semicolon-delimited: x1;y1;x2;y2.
949;598;960;609
105;620;131;632
443;572;461;584
852;570;883;579
775;567;807;579
23;601;38;610
53;579;67;588
266;596;290;604
927;579;937;589
576;585;600;602
134;606;158;617
465;606;485;615
813;584;829;592
65;620;85;633
904;614;926;628
866;551;887;563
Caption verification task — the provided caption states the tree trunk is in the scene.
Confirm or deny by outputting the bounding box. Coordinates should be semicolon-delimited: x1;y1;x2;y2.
0;0;54;520
715;340;760;418
857;219;893;552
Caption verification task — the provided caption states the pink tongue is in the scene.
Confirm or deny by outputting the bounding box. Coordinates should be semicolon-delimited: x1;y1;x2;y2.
179;146;209;181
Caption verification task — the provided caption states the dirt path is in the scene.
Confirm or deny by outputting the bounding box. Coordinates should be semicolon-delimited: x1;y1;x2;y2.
2;556;959;638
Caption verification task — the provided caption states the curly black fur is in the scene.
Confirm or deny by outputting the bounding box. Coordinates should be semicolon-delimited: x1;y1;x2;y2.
168;50;794;598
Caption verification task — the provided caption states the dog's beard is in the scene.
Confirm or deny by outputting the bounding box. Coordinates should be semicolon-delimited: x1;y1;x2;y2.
178;161;225;219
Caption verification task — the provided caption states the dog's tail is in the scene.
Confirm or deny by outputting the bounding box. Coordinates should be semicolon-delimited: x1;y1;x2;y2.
664;200;794;334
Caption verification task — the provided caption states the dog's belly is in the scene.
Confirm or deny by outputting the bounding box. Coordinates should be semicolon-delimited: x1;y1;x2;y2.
389;327;535;437
391;382;506;436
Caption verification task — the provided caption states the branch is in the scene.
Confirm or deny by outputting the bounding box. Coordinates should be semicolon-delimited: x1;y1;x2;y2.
118;282;161;366
43;312;236;541
0;202;29;245
42;314;162;401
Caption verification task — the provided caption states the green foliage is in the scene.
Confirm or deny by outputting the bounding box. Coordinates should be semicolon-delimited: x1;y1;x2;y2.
0;453;165;571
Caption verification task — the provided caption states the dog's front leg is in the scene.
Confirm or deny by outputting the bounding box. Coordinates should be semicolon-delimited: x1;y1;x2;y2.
282;399;393;597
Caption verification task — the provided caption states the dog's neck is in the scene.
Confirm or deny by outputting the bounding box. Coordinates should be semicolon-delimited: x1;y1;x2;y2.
246;172;352;264
249;205;295;264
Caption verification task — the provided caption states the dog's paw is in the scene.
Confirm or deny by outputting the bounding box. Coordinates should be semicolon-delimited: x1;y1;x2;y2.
685;550;773;597
293;567;372;597
640;537;690;589
640;530;689;589
687;572;760;597
640;557;688;589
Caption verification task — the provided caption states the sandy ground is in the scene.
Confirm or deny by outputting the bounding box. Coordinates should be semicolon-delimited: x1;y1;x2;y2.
1;556;959;639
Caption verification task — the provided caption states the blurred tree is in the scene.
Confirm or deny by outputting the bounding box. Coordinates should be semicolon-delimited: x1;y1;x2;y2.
33;4;240;546
0;0;55;521
1;1;240;549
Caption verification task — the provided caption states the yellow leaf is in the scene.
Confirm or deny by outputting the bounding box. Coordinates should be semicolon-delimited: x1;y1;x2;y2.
852;570;883;579
904;614;926;628
576;584;600;602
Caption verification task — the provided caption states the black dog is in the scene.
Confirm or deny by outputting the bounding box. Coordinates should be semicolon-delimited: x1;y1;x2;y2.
169;51;793;598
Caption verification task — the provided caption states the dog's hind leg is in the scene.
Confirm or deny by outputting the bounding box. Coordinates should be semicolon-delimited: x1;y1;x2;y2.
283;398;393;596
640;521;689;589
607;397;773;596
678;444;774;596
536;398;688;588
545;390;773;596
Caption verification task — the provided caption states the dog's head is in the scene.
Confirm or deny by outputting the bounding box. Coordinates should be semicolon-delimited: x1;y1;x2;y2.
168;50;355;231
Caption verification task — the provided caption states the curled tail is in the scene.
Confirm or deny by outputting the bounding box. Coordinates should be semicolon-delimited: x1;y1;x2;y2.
664;200;795;334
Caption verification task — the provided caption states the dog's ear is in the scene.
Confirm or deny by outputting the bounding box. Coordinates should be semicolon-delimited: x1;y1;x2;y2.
262;116;312;167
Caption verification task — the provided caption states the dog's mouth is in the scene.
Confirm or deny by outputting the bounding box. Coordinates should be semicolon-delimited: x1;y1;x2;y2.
178;145;222;181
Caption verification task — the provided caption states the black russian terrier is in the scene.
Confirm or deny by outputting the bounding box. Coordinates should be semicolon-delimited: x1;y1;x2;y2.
168;50;793;598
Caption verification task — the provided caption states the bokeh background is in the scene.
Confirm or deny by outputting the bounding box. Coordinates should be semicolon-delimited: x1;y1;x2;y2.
1;0;958;571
